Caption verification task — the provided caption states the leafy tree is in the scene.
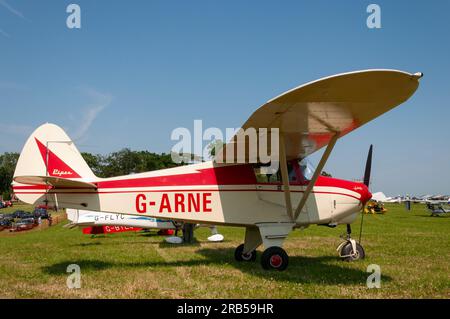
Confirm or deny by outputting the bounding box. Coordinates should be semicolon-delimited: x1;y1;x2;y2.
207;139;224;159
321;171;332;177
81;152;104;177
0;150;183;197
0;152;19;199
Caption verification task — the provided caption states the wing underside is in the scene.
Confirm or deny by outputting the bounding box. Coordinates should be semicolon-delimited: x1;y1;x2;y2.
215;69;422;162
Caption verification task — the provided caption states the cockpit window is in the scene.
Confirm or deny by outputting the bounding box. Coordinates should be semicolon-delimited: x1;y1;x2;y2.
254;165;281;183
253;161;299;184
299;158;316;181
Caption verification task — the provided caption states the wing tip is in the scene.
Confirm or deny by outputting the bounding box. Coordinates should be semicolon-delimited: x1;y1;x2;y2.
412;72;424;80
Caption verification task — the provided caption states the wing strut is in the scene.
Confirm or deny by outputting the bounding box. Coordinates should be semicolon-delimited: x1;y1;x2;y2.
279;132;294;221
293;132;339;221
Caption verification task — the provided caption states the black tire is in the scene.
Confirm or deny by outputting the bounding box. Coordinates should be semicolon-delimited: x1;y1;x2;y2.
340;242;365;261
261;247;289;271
234;244;257;262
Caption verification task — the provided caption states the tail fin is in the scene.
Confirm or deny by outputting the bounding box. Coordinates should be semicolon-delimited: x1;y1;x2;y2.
14;123;96;182
64;208;80;228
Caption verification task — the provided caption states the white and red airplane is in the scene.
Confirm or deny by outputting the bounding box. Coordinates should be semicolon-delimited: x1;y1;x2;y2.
12;69;422;270
65;209;224;242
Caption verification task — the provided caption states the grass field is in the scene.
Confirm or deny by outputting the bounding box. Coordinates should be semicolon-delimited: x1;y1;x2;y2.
0;203;449;298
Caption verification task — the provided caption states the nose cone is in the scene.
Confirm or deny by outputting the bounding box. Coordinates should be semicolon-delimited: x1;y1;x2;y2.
358;183;372;205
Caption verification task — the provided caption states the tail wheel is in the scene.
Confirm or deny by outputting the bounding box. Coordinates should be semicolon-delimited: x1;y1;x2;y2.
340;242;365;261
261;247;289;271
234;244;256;262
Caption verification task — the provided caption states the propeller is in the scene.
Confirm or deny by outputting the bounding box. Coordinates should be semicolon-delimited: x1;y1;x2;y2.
363;145;373;188
358;144;373;244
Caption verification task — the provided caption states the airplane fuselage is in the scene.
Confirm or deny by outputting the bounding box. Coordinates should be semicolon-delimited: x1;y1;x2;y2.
14;161;371;227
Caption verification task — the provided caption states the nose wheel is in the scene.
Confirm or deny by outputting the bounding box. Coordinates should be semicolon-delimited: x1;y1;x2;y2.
337;224;366;261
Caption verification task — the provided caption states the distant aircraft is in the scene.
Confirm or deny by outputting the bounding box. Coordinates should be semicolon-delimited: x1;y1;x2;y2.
425;202;450;216
407;195;449;204
65;209;224;242
12;69;422;270
370;192;403;203
371;192;389;202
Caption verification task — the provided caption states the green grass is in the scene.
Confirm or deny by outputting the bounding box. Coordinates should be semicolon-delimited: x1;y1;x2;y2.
0;203;449;298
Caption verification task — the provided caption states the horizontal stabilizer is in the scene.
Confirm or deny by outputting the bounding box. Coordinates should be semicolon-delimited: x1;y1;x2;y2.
13;175;97;189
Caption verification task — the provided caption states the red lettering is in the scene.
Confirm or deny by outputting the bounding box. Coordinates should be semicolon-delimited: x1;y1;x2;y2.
174;193;185;212
160;194;172;213
188;193;200;212
136;194;147;213
203;193;212;212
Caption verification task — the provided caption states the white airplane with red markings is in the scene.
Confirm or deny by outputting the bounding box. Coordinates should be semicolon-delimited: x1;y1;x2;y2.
12;69;422;270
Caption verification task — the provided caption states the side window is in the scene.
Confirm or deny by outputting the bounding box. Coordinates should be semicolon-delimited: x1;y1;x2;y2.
287;162;298;183
254;165;281;183
254;161;299;184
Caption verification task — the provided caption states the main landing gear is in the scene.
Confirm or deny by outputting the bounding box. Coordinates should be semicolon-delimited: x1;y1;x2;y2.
337;224;365;261
234;244;289;270
234;244;257;262
234;223;293;271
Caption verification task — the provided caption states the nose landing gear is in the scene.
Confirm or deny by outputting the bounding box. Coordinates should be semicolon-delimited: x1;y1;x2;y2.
337;224;365;261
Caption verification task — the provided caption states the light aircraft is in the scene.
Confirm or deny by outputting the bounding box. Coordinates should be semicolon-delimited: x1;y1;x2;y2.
370;192;389;202
425;202;450;216
65;209;224;242
371;192;405;203
65;209;176;230
12;69;422;270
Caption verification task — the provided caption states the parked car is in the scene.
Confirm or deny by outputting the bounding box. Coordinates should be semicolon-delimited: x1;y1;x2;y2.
1;213;14;219
12;210;34;219
10;219;35;232
36;204;56;211
0;200;13;209
33;208;50;219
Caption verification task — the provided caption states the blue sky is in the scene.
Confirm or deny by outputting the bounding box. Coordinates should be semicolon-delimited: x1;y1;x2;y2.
0;0;449;195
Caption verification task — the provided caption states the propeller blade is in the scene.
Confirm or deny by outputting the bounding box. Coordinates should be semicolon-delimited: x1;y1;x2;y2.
359;144;373;244
363;145;373;188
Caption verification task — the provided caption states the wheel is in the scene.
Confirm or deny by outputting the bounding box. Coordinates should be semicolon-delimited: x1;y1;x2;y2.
261;247;289;271
234;244;256;262
340;241;365;261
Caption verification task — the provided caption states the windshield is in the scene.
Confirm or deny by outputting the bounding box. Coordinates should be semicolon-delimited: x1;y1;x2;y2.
299;158;316;181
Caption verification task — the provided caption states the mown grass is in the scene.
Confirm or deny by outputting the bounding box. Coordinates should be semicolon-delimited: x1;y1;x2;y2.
0;203;449;298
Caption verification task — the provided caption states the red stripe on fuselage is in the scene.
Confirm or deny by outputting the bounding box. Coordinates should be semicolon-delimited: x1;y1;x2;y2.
95;165;257;189
12;165;367;200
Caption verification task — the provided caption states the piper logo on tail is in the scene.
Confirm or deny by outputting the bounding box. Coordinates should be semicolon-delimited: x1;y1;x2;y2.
52;169;74;177
34;138;81;178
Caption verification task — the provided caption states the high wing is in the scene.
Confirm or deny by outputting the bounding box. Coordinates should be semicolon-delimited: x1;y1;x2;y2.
215;69;422;162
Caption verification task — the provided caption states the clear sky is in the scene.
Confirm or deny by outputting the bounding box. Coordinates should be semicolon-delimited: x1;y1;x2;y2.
0;0;449;196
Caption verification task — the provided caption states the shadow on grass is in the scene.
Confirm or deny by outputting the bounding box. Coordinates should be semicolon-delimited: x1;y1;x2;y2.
41;247;390;285
68;238;208;248
70;242;102;247
414;214;450;218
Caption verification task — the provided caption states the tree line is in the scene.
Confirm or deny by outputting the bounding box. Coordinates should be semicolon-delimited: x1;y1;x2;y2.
0;149;182;199
0;148;331;199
